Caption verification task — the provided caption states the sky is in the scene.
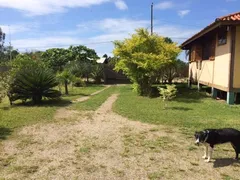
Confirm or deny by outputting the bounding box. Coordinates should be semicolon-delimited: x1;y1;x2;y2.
0;0;239;61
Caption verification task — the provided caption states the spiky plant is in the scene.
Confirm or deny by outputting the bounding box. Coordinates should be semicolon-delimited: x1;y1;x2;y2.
8;66;61;104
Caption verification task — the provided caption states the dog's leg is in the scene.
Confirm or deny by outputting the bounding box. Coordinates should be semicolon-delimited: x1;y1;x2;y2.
202;144;208;159
205;146;213;162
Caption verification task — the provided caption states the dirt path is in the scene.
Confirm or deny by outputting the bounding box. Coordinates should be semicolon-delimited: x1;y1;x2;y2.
54;85;110;120
73;85;110;103
0;94;239;180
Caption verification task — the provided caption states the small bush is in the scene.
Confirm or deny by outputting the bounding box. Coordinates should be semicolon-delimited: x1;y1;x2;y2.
158;84;177;109
73;77;86;87
8;66;61;104
158;84;177;101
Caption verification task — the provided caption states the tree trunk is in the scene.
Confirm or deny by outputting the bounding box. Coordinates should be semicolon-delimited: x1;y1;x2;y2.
86;74;89;83
32;95;42;104
64;80;69;95
138;76;152;96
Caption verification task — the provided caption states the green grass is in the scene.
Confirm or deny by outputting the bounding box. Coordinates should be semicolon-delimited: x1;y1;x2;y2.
113;85;240;131
0;85;105;140
71;85;120;111
60;85;105;101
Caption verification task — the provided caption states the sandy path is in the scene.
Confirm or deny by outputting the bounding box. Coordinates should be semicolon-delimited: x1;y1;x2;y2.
0;94;239;180
54;85;110;120
73;85;110;103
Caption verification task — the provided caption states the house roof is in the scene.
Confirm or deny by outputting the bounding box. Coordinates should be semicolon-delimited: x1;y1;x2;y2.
217;12;240;21
181;12;240;49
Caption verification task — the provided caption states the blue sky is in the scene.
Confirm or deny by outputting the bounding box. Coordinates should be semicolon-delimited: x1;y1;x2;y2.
0;0;239;60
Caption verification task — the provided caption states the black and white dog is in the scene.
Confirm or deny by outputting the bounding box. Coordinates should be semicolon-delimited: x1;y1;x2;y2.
194;128;240;162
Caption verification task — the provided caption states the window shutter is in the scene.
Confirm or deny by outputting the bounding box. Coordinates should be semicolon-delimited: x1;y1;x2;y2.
209;37;216;60
195;44;202;61
191;45;196;62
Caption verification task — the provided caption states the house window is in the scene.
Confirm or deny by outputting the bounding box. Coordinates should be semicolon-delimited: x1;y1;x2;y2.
218;28;227;46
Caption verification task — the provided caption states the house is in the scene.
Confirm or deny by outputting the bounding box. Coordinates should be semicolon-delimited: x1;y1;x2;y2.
181;12;240;104
96;57;130;84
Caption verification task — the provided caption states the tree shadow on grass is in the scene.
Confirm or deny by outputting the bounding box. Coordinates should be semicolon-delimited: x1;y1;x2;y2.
213;158;240;168
173;88;209;104
11;99;72;108
0;127;12;140
166;107;192;111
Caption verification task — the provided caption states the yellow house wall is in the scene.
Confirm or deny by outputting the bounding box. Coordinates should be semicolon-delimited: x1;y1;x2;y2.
189;61;214;84
233;26;240;88
198;61;214;84
213;30;231;89
188;31;232;91
189;62;198;81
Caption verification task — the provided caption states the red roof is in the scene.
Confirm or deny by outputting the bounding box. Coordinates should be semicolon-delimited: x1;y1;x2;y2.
217;12;240;21
181;12;240;48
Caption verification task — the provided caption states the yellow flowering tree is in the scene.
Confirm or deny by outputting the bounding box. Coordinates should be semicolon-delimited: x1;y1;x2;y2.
113;28;181;96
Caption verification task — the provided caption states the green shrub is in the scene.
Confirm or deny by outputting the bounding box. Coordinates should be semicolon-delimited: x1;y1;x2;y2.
73;77;86;87
0;72;10;103
158;84;177;109
8;66;61;104
158;84;177;101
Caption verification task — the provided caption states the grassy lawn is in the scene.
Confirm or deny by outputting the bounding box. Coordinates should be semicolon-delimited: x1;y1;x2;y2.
0;85;105;140
71;85;119;111
60;84;105;101
113;84;240;131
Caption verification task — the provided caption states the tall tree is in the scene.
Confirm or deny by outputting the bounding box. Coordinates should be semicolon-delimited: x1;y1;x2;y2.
114;28;181;96
69;45;99;63
0;28;6;63
0;28;5;52
41;48;72;72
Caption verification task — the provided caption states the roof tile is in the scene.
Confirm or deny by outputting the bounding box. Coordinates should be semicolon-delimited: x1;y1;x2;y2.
217;12;240;21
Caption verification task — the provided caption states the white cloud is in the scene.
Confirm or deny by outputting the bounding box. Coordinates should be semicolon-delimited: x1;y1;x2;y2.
155;1;174;10
114;0;128;10
10;18;199;58
178;10;190;18
12;37;83;50
0;25;30;35
77;18;149;34
0;0;127;16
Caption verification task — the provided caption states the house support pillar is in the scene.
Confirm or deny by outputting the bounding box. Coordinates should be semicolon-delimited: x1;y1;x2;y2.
227;92;235;105
188;79;192;88
212;87;217;99
198;82;202;91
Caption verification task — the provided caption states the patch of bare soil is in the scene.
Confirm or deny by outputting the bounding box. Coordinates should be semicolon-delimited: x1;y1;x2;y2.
0;94;239;180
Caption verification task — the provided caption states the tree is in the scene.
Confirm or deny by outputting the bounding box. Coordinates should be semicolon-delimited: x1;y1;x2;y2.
0;71;9;103
162;59;188;84
10;54;45;76
41;48;72;72
69;45;99;63
69;45;99;82
113;28;181;96
164;37;173;44
91;63;104;84
0;28;5;53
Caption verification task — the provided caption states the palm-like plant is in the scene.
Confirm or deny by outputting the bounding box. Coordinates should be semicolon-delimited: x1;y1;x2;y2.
91;64;104;84
8;66;61;104
57;70;75;95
